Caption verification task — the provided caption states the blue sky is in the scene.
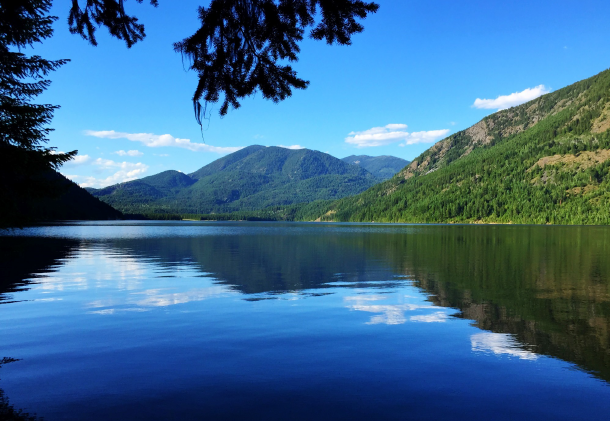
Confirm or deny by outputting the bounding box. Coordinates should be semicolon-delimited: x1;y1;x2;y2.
36;0;610;187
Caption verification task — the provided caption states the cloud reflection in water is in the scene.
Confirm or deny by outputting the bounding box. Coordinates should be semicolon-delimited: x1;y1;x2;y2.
471;332;538;360
86;286;235;314
344;294;454;325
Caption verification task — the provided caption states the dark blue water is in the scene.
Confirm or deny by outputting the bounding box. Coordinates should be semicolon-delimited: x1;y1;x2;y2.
1;222;609;420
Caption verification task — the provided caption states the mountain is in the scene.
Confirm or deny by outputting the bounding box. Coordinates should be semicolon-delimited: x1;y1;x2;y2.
91;146;378;214
342;155;410;179
91;170;196;207
309;68;610;224
189;145;267;179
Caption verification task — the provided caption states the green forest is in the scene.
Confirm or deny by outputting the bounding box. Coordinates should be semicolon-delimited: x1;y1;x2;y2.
90;146;381;215
302;68;610;224
341;155;409;179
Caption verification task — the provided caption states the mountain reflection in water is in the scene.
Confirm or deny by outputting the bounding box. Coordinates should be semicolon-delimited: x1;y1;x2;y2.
1;223;609;420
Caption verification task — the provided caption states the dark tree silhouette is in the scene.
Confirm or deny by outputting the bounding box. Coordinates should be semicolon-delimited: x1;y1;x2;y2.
0;0;75;227
68;0;159;48
0;357;40;420
68;0;379;121
174;0;379;120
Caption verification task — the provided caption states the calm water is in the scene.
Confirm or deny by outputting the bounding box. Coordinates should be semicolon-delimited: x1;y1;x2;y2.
1;222;610;420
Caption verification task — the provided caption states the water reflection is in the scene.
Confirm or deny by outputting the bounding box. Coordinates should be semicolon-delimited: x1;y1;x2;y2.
1;223;610;420
86;286;234;314
344;295;453;325
471;332;538;360
106;233;401;294
0;237;79;303
385;225;610;381
0;358;41;421
102;225;610;385
2;225;610;381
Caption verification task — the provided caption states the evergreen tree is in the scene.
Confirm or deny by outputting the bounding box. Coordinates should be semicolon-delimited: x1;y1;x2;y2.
68;0;379;120
68;0;159;48
0;0;75;227
173;0;379;120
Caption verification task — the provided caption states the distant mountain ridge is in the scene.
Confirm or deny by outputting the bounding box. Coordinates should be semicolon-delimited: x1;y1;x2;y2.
91;146;381;214
342;155;409;179
309;68;610;224
189;145;267;179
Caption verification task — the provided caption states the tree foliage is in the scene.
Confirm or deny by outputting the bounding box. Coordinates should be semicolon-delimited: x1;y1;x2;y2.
174;0;379;119
0;0;75;227
0;357;40;420
0;0;72;162
68;0;158;48
67;0;379;121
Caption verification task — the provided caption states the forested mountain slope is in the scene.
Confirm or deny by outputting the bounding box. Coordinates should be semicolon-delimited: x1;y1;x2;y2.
91;146;378;214
89;170;196;206
342;155;409;179
311;68;610;224
11;171;122;225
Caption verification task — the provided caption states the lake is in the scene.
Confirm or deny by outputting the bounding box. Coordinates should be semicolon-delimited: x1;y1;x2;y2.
1;221;609;420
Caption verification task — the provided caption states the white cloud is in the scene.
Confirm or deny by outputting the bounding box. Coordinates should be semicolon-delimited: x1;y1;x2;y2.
345;124;410;148
64;154;91;166
63;158;149;188
399;129;450;146
346;124;449;148
473;85;550;110
51;151;91;166
154;153;170;157
385;123;408;130
278;144;305;150
114;150;143;157
85;130;242;154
